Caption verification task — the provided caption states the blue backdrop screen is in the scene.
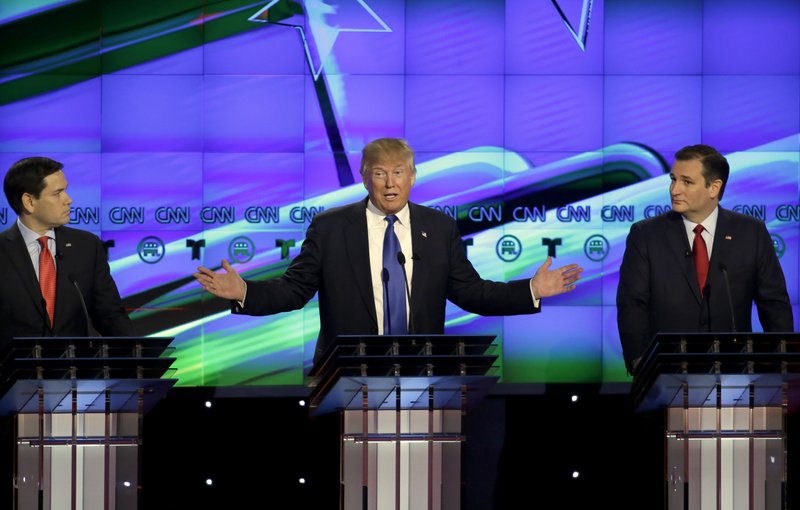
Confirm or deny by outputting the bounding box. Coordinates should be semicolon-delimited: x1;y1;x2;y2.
0;0;797;387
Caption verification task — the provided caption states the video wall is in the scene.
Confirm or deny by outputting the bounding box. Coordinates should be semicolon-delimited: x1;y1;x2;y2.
0;0;798;387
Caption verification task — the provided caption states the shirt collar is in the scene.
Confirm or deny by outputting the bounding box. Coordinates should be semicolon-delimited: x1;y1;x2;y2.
682;206;719;237
365;200;410;228
17;218;55;246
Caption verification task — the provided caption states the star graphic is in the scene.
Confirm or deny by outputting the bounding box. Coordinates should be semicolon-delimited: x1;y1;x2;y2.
249;0;392;80
551;0;594;51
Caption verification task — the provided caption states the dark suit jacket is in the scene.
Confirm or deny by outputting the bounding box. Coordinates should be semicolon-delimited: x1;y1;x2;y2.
0;223;133;349
617;208;793;373
235;199;538;365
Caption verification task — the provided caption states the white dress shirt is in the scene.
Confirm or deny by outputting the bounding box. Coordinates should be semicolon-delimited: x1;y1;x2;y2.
366;200;413;334
682;206;718;260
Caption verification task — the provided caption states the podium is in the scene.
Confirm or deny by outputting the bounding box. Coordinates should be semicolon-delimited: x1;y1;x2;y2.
308;334;500;510
632;332;800;510
0;336;177;510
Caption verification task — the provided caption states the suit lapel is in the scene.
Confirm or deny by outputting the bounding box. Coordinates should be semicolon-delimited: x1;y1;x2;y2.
666;212;703;302
709;208;734;287
407;203;429;322
53;228;76;329
1;224;50;324
344;199;377;327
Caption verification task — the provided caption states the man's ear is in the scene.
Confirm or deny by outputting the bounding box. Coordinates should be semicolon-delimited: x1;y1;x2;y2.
709;179;723;199
21;193;35;214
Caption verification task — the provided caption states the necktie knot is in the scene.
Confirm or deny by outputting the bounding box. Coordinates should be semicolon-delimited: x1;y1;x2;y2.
693;224;704;236
385;215;398;227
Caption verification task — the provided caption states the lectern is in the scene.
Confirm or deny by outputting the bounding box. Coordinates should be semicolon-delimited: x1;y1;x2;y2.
308;334;499;510
0;336;176;510
632;333;800;510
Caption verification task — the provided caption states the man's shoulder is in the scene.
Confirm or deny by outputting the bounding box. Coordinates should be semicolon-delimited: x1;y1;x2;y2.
55;225;101;243
719;207;763;227
408;202;456;225
0;224;17;240
311;199;365;223
631;211;678;231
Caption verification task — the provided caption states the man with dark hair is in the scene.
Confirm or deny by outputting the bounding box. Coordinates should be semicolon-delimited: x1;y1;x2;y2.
0;156;133;347
617;144;793;374
194;138;583;368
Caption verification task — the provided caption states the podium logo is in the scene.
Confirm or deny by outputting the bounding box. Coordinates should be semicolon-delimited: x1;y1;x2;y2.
496;235;522;262
228;236;255;264
137;236;165;264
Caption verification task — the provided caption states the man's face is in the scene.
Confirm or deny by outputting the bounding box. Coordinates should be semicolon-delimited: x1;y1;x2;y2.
669;158;720;223
22;170;72;234
362;157;416;215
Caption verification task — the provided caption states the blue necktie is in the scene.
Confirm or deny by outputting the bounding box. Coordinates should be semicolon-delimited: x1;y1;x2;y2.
382;215;407;335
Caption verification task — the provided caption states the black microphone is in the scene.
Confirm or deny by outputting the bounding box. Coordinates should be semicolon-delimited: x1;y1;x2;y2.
685;250;692;258
396;252;414;334
69;275;93;337
718;263;737;333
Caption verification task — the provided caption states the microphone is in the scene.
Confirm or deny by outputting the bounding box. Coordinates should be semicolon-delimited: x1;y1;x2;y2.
411;253;421;261
396;252;414;334
718;263;737;333
69;275;93;337
685;250;692;258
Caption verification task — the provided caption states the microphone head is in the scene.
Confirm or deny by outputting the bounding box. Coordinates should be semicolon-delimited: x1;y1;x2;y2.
685;250;692;257
718;262;728;272
397;251;406;265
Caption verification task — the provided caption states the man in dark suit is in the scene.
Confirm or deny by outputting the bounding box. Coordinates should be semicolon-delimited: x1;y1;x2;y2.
617;144;793;374
194;138;583;367
0;156;134;347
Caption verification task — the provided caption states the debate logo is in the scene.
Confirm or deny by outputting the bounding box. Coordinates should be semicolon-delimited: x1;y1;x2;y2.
137;236;165;264
496;235;522;262
583;235;609;261
228;236;256;263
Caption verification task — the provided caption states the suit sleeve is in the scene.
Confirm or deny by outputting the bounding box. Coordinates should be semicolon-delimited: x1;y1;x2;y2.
616;222;651;373
753;222;794;332
235;218;321;316
88;236;134;336
444;220;537;316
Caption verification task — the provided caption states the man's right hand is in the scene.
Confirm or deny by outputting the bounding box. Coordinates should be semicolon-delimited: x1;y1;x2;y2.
193;259;247;302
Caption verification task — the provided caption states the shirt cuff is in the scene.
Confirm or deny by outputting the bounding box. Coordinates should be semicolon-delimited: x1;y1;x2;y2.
529;279;540;308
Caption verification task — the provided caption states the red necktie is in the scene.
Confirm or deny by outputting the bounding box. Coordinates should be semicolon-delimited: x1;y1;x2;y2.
693;224;709;297
38;236;56;328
